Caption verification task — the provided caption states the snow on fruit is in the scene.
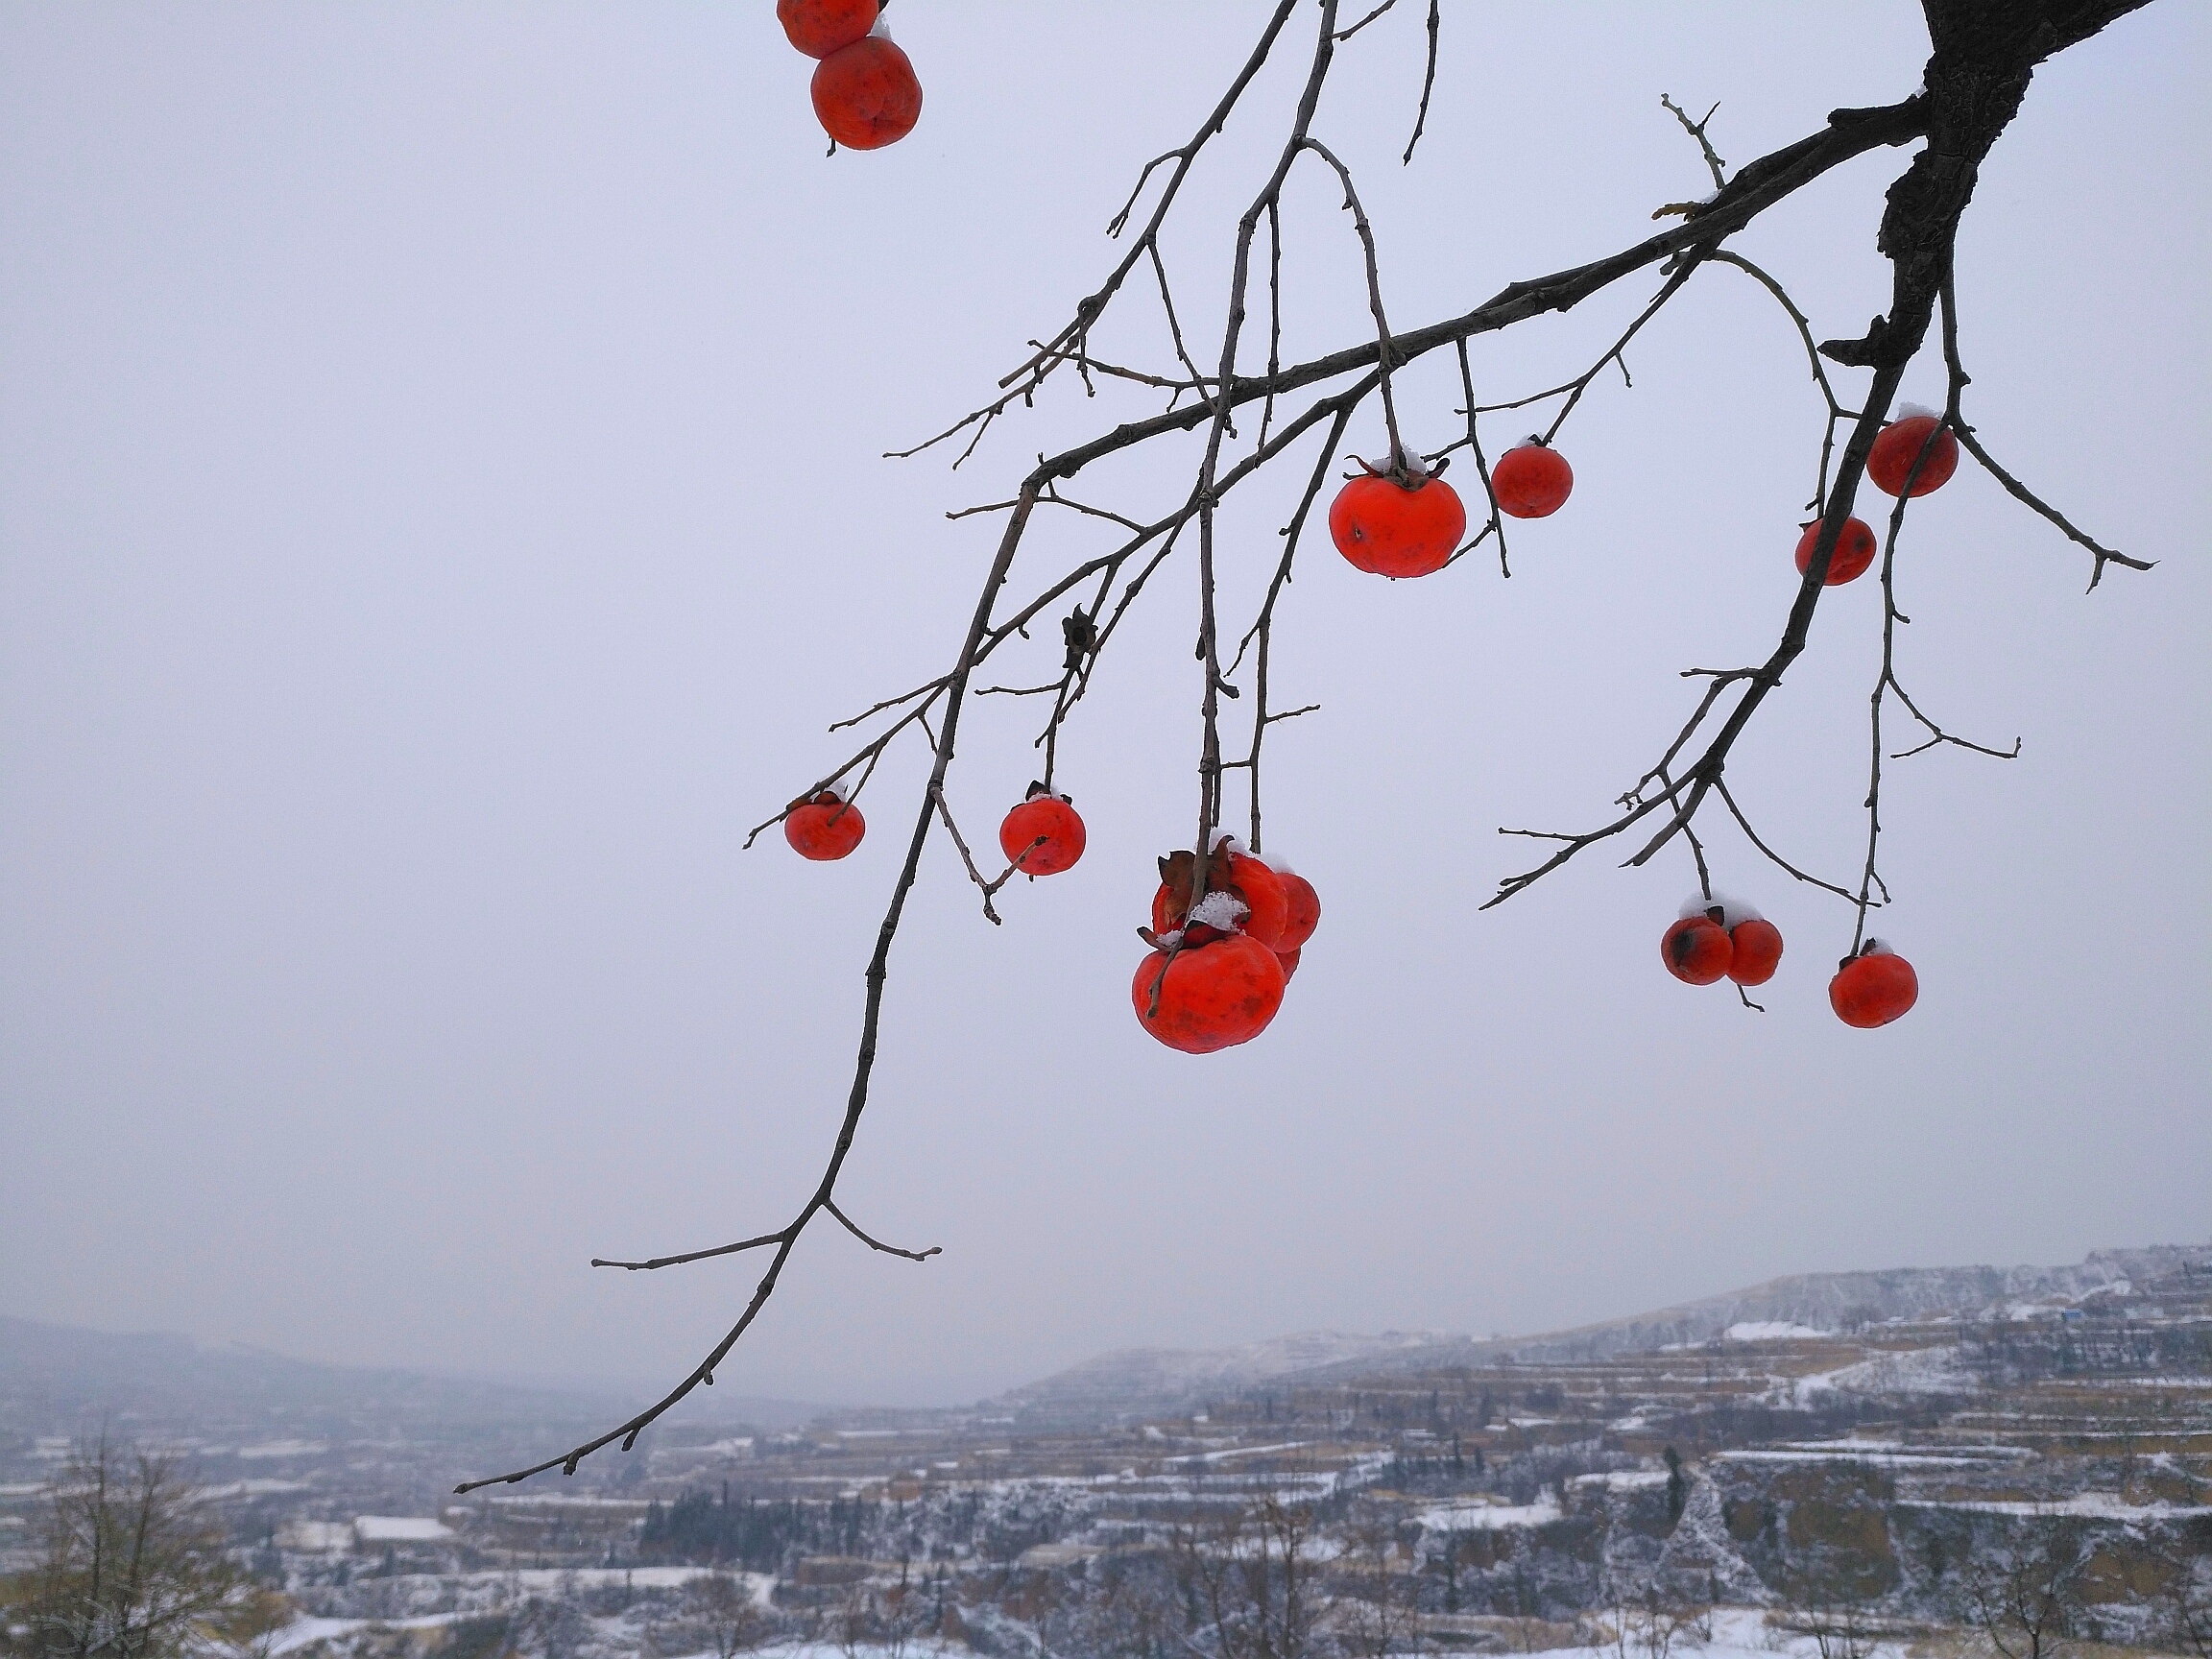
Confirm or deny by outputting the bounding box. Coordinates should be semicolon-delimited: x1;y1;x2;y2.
784;789;865;860
1794;517;1879;586
998;784;1086;877
1328;453;1466;578
777;0;877;58
1865;406;1959;497
1151;839;1289;952
810;35;922;151
1489;437;1574;518
1829;939;1919;1027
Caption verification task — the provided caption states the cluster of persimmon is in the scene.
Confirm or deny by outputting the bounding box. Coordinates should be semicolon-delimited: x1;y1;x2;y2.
1792;408;1960;587
1329;437;1573;578
1133;840;1321;1053
776;0;922;151
1662;900;1919;1028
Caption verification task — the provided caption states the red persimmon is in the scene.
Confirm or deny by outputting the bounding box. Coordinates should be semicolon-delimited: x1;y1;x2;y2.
1830;943;1918;1027
1132;933;1286;1053
1866;412;1959;497
777;0;877;58
1794;517;1879;586
784;791;864;860
1329;471;1466;578
1490;439;1574;518
1151;843;1288;950
1275;946;1302;983
1662;914;1733;985
998;788;1085;877
1728;918;1785;986
810;36;922;151
1275;870;1321;952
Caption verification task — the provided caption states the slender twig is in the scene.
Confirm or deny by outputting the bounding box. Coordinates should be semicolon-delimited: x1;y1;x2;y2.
824;1198;941;1263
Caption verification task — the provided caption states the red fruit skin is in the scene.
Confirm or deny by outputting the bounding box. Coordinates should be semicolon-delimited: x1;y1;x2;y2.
1830;953;1918;1027
1490;445;1574;518
785;796;865;860
1132;935;1286;1053
1151;881;1179;935
778;0;877;58
1329;474;1466;578
1662;916;1734;985
1728;919;1785;986
1866;417;1959;497
1275;947;1301;983
1794;517;1878;586
998;797;1085;877
1276;872;1321;951
810;37;922;150
1224;853;1290;950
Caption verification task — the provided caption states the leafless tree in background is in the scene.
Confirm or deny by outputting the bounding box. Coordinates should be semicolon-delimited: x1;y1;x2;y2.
457;0;2162;1493
4;1438;277;1659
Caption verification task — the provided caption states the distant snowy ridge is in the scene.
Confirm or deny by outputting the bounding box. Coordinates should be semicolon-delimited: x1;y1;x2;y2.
995;1244;2209;1419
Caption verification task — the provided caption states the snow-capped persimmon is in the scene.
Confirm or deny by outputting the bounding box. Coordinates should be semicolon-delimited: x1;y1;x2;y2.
1329;469;1466;578
1132;932;1286;1053
1490;438;1574;518
1152;842;1288;951
1661;913;1733;985
810;36;922;151
784;791;864;860
1275;869;1321;952
1866;410;1959;497
777;0;877;59
998;786;1085;877
1829;941;1919;1027
1794;517;1879;586
1728;918;1785;987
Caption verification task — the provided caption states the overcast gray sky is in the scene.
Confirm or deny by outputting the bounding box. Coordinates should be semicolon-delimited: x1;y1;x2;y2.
3;2;2205;1411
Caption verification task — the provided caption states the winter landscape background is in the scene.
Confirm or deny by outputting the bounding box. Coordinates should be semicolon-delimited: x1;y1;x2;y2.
6;1243;2208;1657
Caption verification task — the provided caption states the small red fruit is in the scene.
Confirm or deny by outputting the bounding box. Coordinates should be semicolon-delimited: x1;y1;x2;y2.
1275;947;1302;983
1275;870;1321;952
1830;943;1918;1027
1662;913;1733;985
1490;439;1574;518
1132;933;1286;1053
777;0;877;58
1866;413;1959;497
810;36;922;151
1728;918;1785;986
1794;517;1879;586
784;791;864;860
1330;471;1465;579
998;786;1085;877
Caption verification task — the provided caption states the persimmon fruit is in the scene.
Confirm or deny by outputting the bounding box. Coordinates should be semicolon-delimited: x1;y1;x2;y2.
1662;913;1733;985
1329;471;1465;579
1728;918;1785;986
1490;439;1574;518
784;791;864;860
1275;870;1321;952
811;36;922;151
1866;412;1959;497
1152;843;1288;951
1132;933;1286;1053
998;787;1085;877
778;0;877;58
1794;517;1879;586
1830;942;1919;1027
